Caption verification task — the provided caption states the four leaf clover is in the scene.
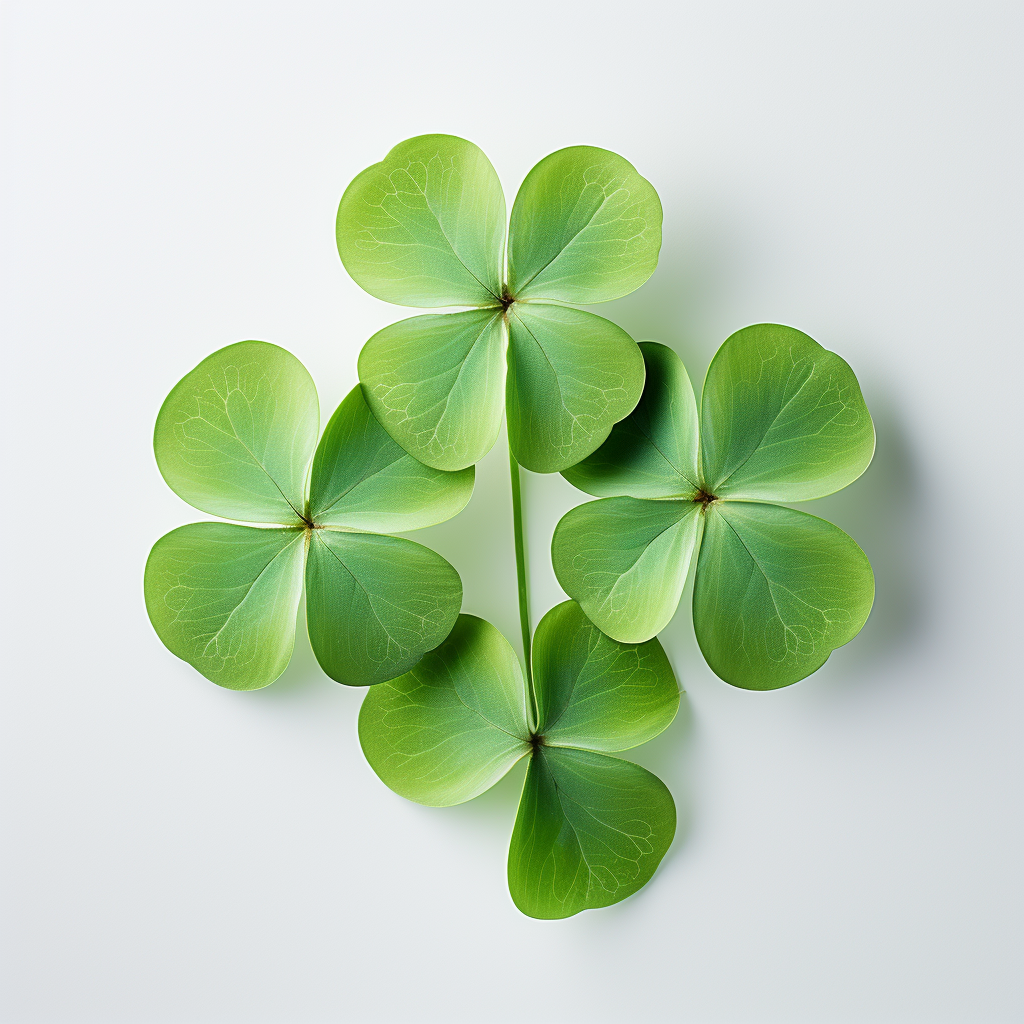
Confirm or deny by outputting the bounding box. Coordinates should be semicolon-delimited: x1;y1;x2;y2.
145;341;472;689
359;601;678;918
552;325;876;690
336;134;663;473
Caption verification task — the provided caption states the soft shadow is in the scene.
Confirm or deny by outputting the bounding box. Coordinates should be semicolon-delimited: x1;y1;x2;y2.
806;384;929;685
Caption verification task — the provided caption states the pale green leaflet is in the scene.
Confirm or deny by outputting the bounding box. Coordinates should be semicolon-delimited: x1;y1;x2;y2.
337;135;662;474
146;341;471;689
553;325;876;690
359;602;678;919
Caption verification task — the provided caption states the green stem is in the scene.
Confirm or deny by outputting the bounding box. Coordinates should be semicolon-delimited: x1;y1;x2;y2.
508;439;538;731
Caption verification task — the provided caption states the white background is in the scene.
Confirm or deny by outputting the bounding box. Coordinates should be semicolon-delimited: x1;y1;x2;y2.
2;2;1021;1022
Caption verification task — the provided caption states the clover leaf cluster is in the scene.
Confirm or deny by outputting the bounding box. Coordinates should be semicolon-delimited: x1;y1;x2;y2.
360;603;678;918
336;134;662;473
553;329;876;690
146;134;877;919
145;341;471;689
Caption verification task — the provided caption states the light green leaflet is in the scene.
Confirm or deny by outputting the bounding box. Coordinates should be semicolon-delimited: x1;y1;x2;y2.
146;341;472;690
359;602;678;919
339;136;660;473
336;135;506;307
553;326;876;690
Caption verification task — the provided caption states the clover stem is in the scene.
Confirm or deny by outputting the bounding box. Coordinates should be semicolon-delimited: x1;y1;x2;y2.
508;439;539;730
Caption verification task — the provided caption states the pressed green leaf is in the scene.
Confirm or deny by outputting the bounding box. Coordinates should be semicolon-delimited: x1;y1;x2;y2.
506;303;644;473
563;341;700;498
507;746;675;919
336;134;505;307
552;497;701;644
357;309;505;471
358;615;531;806
305;531;462;686
154;341;318;524
507;146;662;303
307;385;473;532
694;501;875;689
700;324;875;501
532;601;678;751
144;523;305;689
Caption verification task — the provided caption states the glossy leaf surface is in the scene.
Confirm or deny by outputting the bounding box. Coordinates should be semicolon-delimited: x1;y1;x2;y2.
358;616;531;806
506;303;644;473
154;341;318;524
532;601;678;751
552;498;701;644
564;341;699;498
357;309;505;471
336;134;505;307
144;523;305;689
507;147;662;303
508;746;675;919
694;502;875;689
305;530;462;686
700;324;875;501
307;385;474;532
